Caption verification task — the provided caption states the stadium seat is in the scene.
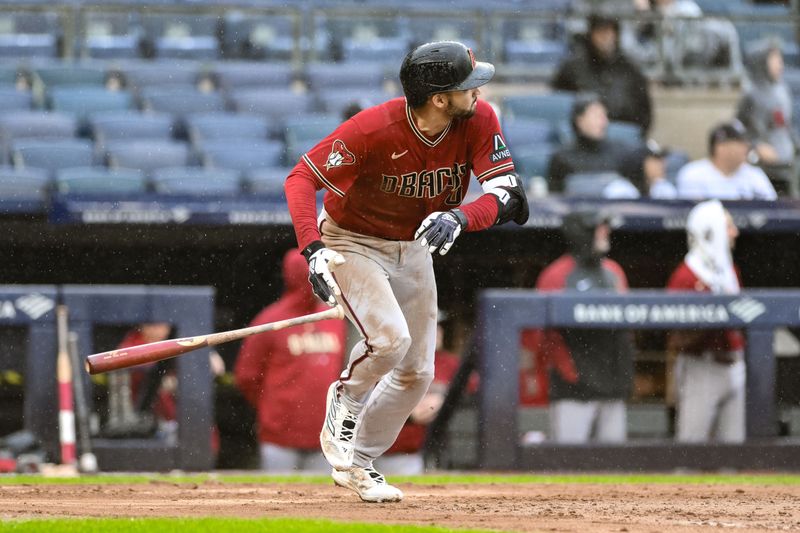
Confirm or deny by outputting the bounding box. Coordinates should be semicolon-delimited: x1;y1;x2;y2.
33;64;108;89
48;87;134;131
0;111;77;142
284;114;342;163
221;12;298;61
502;92;575;125
0;12;61;59
55;166;147;195
304;62;388;91
185;112;270;146
406;16;479;51
12;139;95;179
141;13;220;60
114;60;204;92
0;166;49;203
89;111;175;154
105;140;191;176
211;61;296;91
0;65;20;85
200;139;286;172
501;117;555;152
245;166;291;197
606;121;643;147
152;166;242;196
314;88;395;117
140;87;227;137
564;171;628;198
228;88;314;135
513;145;554;181
80;11;143;59
0;86;32;112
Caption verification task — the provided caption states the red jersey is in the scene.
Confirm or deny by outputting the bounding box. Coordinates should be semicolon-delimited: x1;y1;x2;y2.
666;261;745;353
387;349;461;454
285;97;514;249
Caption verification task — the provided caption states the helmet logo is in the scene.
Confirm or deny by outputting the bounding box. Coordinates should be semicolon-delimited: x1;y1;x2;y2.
468;49;476;70
325;139;356;170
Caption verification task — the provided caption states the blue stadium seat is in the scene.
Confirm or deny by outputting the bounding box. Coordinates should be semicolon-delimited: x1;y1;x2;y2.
0;12;60;59
80;11;143;59
12;139;95;179
55;166;147;195
212;61;296;91
105;140;191;176
502;92;575;124
284;114;342;163
513;145;554;180
664;148;691;183
305;62;388;91
406;16;480;51
48;87;134;128
606;121;643;147
115;60;204;92
140;87;227;137
315;89;395;117
0;86;32;112
501;117;555;152
0;166;49;203
564;171;627;198
89;111;174;151
504;39;567;67
33;64;108;89
185;112;270;146
200;140;286;172
141;13;220;60
228;88;314;134
245;166;291;198
221;12;298;61
0;111;77;142
316;15;409;63
0;66;20;85
152;167;242;196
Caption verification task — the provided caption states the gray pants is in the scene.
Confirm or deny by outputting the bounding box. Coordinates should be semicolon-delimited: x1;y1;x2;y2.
321;216;437;468
550;399;627;444
675;353;746;443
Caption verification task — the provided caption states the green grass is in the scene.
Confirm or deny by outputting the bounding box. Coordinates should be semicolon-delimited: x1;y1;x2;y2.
2;472;800;486
0;518;496;533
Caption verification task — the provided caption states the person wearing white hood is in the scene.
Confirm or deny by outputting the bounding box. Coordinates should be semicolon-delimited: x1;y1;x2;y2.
666;200;746;443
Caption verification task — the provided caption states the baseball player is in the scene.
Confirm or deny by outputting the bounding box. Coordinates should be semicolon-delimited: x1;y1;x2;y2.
284;41;529;502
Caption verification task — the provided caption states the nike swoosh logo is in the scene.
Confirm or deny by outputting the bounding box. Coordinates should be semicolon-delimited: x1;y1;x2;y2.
391;150;408;160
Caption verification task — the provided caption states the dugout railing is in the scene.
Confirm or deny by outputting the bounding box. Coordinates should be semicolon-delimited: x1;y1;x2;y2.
470;289;800;471
0;284;215;471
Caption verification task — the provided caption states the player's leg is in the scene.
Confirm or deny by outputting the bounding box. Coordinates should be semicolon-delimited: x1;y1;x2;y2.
351;239;436;467
550;399;595;443
675;355;718;442
715;360;746;443
594;400;627;443
260;443;302;472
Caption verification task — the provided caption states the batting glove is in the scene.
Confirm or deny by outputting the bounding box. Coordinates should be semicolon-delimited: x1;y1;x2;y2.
302;241;346;306
414;209;468;256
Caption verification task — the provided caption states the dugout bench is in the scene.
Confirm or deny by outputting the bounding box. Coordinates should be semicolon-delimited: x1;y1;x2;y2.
1;285;215;471
474;290;800;471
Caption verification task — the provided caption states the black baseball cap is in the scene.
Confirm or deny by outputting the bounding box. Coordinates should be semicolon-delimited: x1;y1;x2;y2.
708;120;749;154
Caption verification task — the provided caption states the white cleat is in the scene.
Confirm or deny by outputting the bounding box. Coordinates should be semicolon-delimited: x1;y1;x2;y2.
320;381;359;470
331;466;404;503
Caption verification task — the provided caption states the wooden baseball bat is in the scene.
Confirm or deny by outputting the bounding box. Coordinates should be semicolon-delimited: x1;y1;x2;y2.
56;305;77;467
85;305;345;375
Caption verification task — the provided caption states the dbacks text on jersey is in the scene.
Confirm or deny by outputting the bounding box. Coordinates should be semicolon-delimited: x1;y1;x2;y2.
380;162;468;204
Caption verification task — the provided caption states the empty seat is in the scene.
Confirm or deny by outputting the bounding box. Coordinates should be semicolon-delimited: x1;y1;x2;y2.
407;16;479;51
89;111;174;148
200;140;286;172
141;86;227;117
48;87;134;129
212;61;296;91
0;166;49;204
564;171;628;198
305;62;388;91
501;117;554;151
115;60;204;92
315;88;394;117
284;114;342;163
245;166;291;197
80;11;143;60
141;13;220;60
513;146;554;180
185;112;269;146
33;64;108;89
0;111;77;142
221;12;297;61
0;86;32;112
106;140;191;176
152;166;242;196
55;166;147;195
317;15;409;63
12;139;95;178
229;88;314;133
0;12;60;59
606;121;643;147
502;92;575;124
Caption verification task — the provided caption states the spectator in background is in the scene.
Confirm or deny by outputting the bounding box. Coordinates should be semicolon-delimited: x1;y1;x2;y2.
235;248;347;472
676;120;778;200
619;139;679;198
522;210;635;444
737;39;798;196
547;93;632;194
552;12;652;134
374;311;461;475
666;200;745;443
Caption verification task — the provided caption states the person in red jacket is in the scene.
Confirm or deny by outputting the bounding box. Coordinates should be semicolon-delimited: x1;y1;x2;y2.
235;248;347;472
666;199;745;443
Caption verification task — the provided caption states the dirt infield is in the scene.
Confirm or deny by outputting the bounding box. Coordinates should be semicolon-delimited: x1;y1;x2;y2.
2;480;799;532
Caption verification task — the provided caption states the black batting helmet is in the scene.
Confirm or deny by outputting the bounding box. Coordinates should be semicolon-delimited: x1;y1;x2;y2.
400;41;495;108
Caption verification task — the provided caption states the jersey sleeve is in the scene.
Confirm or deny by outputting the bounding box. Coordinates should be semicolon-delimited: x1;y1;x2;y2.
299;119;366;198
469;101;516;184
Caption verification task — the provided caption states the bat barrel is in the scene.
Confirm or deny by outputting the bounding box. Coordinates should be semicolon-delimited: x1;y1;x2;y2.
85;337;208;375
